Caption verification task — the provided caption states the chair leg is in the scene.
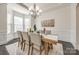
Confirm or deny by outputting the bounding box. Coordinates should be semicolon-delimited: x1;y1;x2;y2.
23;42;26;51
28;45;30;55
21;42;23;50
40;47;42;55
40;50;42;55
18;39;20;47
21;42;24;51
31;44;33;55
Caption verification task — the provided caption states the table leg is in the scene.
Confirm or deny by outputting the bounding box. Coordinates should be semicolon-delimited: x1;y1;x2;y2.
44;43;49;55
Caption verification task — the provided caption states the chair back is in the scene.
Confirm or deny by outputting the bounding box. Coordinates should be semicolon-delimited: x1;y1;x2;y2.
22;32;30;42
29;32;42;46
17;31;23;42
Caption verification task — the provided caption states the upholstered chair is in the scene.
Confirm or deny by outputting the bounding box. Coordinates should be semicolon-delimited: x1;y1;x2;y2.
28;32;44;55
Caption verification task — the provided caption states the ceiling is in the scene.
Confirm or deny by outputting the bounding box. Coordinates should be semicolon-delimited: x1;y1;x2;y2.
23;3;71;12
7;3;71;14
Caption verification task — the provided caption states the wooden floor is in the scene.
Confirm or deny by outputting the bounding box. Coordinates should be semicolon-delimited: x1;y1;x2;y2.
0;38;79;55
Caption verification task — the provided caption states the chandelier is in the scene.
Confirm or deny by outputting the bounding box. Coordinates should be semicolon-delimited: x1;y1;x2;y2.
29;4;42;19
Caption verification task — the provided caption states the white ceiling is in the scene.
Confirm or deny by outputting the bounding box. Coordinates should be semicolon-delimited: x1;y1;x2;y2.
7;3;71;14
24;3;71;12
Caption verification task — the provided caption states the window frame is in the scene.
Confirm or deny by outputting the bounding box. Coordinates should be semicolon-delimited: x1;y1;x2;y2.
12;11;31;33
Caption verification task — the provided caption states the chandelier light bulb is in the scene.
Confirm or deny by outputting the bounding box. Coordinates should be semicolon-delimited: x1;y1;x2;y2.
36;6;39;11
39;9;42;13
37;12;39;15
29;4;42;19
29;6;33;10
30;12;33;15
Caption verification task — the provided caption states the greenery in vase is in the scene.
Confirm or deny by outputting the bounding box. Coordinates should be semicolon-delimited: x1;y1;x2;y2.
33;24;37;31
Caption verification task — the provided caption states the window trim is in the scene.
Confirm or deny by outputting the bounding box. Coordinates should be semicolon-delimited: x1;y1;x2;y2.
12;11;31;32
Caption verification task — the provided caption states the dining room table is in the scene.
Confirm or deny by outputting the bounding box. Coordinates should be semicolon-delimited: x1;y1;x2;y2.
41;34;58;54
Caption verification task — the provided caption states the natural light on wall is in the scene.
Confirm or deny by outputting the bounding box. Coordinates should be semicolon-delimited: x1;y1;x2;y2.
7;13;12;34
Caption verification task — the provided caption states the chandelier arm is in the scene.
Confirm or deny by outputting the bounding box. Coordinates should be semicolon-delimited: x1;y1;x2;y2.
29;3;42;19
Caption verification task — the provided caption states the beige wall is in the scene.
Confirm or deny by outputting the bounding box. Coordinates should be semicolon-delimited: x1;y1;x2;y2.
0;4;7;32
70;4;76;48
0;3;7;45
76;4;79;50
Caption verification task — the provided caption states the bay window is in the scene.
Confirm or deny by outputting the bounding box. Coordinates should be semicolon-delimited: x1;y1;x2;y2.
7;11;31;34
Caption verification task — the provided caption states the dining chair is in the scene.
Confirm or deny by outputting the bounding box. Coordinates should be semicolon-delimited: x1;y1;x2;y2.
22;32;31;55
17;31;24;50
28;32;44;55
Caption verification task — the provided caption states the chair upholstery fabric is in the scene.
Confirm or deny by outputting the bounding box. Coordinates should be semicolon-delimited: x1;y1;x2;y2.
17;31;23;42
22;32;30;45
28;32;42;47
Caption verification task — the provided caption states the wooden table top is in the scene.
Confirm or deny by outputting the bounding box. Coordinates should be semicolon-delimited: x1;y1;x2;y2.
42;37;58;44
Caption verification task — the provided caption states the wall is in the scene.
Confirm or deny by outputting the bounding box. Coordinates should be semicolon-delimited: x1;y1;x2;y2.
0;4;7;45
70;4;76;48
76;4;79;50
36;4;76;48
